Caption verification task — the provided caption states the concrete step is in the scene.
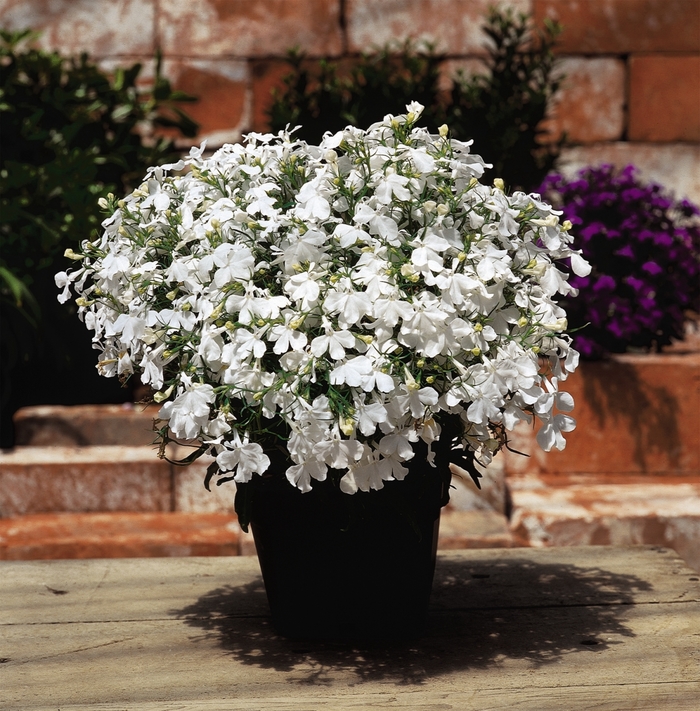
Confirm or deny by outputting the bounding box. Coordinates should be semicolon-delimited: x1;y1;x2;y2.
0;509;512;560
508;473;700;572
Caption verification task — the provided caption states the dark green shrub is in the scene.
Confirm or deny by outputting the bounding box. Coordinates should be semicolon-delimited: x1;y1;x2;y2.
267;7;562;191
446;7;563;191
267;41;443;144
0;29;198;445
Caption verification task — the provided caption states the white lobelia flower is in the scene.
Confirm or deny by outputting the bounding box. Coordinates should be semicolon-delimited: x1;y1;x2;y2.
159;383;216;441
61;102;584;496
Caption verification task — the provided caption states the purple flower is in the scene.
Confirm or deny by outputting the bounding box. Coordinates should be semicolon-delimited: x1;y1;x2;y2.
539;165;700;358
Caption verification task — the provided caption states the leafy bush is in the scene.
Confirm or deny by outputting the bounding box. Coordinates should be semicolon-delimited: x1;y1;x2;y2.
268;7;563;191
539;165;700;358
0;29;198;445
445;6;563;191
267;42;442;144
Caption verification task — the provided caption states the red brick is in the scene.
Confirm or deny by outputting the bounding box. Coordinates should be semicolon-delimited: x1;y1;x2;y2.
558;142;700;206
164;59;250;145
347;0;530;56
159;0;343;58
251;59;295;133
541;57;625;143
0;446;172;516
0;512;240;560
629;55;700;142
0;0;156;57
535;0;700;54
500;353;700;478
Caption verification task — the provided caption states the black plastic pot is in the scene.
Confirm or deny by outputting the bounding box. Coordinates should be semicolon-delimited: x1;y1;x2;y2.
246;449;451;641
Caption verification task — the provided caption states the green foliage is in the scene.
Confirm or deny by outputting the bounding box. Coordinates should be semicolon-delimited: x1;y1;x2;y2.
268;7;563;191
0;29;198;444
268;41;443;144
0;29;197;289
446;7;563;191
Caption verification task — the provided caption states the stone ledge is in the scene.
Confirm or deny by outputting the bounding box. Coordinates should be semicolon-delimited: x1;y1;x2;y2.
439;509;513;549
0;446;172;517
0;509;511;561
508;474;700;572
13;404;161;447
0;511;242;560
498;352;700;478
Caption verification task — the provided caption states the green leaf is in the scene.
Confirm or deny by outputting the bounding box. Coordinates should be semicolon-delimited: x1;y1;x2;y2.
0;265;40;323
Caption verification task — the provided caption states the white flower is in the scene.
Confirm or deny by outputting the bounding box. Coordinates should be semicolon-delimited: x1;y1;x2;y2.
160;383;215;441
310;324;355;360
61;102;583;495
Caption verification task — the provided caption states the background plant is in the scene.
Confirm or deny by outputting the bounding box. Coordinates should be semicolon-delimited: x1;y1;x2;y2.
539;165;700;358
268;7;563;192
0;29;198;445
445;6;563;191
267;41;442;145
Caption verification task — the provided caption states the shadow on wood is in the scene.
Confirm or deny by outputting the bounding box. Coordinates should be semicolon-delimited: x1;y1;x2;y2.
171;554;651;684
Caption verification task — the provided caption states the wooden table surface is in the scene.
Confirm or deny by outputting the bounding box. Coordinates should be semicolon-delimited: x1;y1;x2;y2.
1;546;699;710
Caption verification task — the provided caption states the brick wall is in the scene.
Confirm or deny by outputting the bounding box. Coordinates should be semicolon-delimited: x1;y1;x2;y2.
1;0;698;202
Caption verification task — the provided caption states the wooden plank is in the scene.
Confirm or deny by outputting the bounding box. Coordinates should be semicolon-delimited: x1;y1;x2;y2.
1;547;698;626
15;683;700;711
2;602;699;708
1;547;698;710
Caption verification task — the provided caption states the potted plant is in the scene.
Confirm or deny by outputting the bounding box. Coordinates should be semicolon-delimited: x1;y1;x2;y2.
57;103;587;639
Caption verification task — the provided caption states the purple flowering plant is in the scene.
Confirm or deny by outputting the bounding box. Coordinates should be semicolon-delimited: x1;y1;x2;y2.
539;165;700;358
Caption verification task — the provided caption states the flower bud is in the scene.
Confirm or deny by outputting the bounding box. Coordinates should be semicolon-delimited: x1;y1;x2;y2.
436;203;449;216
339;417;355;436
64;248;84;260
543;318;568;332
153;384;175;403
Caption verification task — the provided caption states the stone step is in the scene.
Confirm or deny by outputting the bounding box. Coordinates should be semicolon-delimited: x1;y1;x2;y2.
508;473;700;572
0;509;512;561
497;352;700;479
0;445;234;517
439;508;513;549
0;511;243;560
13;403;161;447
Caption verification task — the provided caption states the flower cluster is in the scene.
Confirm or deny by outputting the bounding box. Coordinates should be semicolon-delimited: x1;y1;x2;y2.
540;165;700;358
57;103;587;495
